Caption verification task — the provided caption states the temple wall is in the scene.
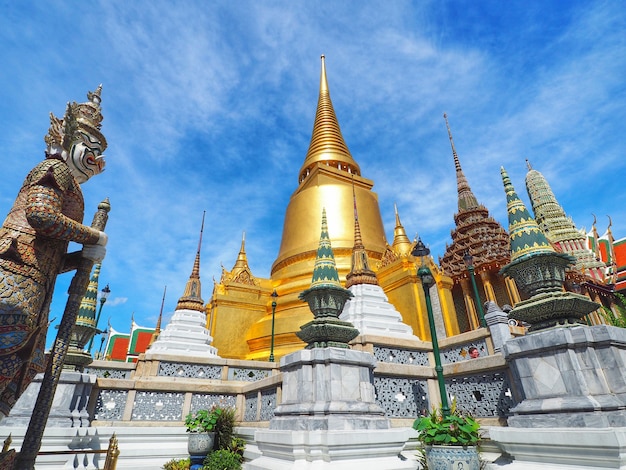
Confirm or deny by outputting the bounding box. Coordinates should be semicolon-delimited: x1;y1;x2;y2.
86;329;515;430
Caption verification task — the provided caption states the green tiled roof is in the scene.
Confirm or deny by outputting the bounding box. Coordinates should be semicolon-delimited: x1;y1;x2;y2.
501;167;554;262
310;208;341;288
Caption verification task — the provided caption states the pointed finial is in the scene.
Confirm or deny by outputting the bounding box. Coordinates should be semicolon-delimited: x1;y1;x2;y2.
320;55;328;93
148;286;167;347
444;114;478;211
443;113;460;169
176;213;206;312
526;159;533;171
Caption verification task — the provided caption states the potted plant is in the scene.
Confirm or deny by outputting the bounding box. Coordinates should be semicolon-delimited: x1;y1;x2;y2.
413;399;481;470
185;407;223;470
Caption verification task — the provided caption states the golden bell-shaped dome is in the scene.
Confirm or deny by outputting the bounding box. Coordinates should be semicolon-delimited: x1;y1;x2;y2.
244;56;386;360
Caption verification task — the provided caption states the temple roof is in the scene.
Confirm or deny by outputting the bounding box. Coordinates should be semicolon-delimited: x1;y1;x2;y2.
298;55;361;183
220;232;258;286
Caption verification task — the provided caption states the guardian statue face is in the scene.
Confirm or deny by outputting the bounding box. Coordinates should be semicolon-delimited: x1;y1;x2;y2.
66;130;106;183
45;85;108;184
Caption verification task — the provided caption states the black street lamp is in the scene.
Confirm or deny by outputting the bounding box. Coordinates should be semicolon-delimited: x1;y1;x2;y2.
412;238;450;417
97;329;108;360
463;251;487;328
88;284;111;353
269;290;278;362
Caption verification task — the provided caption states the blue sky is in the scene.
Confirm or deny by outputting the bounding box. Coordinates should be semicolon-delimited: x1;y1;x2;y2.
0;1;624;349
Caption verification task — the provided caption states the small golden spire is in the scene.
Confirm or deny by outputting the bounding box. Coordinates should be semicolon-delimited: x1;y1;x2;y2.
233;232;248;269
346;188;377;288
391;203;412;256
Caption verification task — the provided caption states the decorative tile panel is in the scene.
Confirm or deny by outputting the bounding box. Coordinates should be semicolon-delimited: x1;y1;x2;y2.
157;362;222;379
131;391;184;421
441;339;489;364
228;367;270;382
243;392;258;422
374;376;429;418
93;389;128;421
84;367;131;379
190;393;237;412
373;346;429;366
259;388;277;421
446;371;516;418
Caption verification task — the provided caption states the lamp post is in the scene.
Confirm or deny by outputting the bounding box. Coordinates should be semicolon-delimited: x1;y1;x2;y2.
463;251;487;328
97;329;108;360
269;290;278;362
412;238;450;417
88;284;111;353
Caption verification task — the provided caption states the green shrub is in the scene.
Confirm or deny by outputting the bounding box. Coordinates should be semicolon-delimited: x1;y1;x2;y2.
214;407;236;451
162;457;190;470
202;449;242;470
601;293;626;328
228;437;246;459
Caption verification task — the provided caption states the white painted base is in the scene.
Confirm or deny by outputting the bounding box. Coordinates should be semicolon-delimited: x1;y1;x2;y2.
246;428;415;470
488;426;626;469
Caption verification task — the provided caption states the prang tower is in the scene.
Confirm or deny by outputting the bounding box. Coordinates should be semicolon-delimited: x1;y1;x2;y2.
439;115;518;331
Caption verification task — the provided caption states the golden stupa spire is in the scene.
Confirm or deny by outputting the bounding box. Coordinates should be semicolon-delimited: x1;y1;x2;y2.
444;113;479;211
176;212;206;312
346;181;378;288
391;203;412;256
298;55;361;183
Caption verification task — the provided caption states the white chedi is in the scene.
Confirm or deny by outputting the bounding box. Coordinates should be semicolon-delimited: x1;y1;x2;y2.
340;283;418;339
146;308;218;358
